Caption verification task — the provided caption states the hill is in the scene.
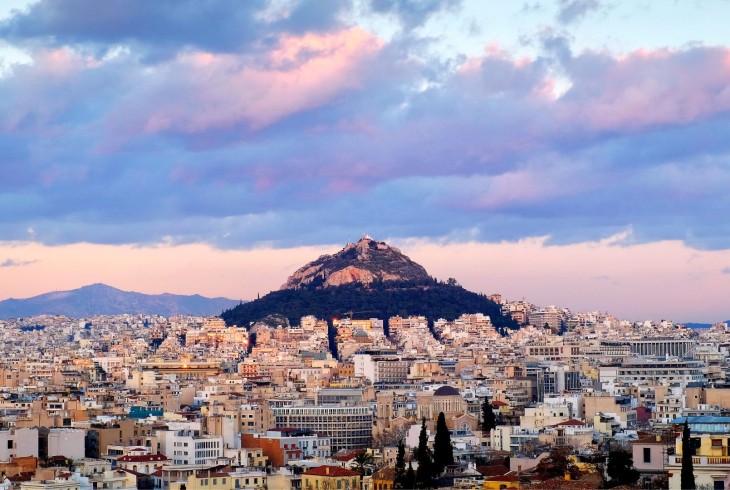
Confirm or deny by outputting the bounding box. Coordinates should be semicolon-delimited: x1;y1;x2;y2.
222;279;517;334
0;283;240;318
281;235;431;289
222;236;518;334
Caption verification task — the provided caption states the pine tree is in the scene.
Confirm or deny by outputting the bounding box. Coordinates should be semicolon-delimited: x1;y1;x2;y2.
433;412;454;475
681;419;696;490
393;439;406;489
481;397;497;433
415;418;432;488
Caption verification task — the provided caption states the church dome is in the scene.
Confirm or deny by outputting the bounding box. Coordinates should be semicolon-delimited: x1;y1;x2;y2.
433;385;460;397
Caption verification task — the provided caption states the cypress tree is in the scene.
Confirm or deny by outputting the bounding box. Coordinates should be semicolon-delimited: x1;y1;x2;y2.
433;412;454;475
681;419;696;490
393;439;406;489
482;397;497;433
415;418;432;488
404;461;416;489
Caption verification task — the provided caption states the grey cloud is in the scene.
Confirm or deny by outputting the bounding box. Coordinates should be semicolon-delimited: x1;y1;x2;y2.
0;0;349;59
556;0;602;24
0;258;38;267
368;0;462;29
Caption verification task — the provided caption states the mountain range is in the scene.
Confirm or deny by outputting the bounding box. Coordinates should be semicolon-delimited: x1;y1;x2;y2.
0;283;240;318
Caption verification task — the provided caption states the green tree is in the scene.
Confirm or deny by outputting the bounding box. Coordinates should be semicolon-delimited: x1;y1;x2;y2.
681;419;696;490
393;440;406;489
606;448;639;486
415;418;433;488
433;412;454;475
481;397;497;433
404;461;416;489
349;451;374;476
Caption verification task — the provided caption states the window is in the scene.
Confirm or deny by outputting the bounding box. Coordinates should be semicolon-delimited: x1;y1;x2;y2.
712;439;723;447
643;447;651;463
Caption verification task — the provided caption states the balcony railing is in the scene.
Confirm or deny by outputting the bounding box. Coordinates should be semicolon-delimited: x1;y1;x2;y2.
673;456;730;465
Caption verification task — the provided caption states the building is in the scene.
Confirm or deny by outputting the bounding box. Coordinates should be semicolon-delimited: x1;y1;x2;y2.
271;405;372;452
599;359;705;389
0;428;39;459
668;417;730;490
302;465;360;490
241;429;330;467
158;430;223;466
630;431;674;487
169;469;267;490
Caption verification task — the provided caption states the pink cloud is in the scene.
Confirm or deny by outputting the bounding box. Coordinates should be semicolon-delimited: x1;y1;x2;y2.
456;44;730;134
562;46;730;130
108;28;384;138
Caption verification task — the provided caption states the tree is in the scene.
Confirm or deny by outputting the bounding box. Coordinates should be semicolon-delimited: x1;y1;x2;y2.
481;397;497;433
681;419;696;490
349;451;374;476
393;440;407;489
415;418;433;488
606;448;639;486
404;461;416;489
433;412;454;475
535;447;580;480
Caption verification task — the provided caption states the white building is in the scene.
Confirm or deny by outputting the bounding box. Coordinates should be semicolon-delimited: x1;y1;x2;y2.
0;428;39;459
48;428;86;461
159;430;223;465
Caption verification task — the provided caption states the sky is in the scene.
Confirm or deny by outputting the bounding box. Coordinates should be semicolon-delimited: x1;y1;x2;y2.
1;0;730;322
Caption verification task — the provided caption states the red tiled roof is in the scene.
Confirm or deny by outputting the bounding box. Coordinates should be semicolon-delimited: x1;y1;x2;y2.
332;449;365;461
485;472;519;482
491;400;508;407
476;465;511;477
304;465;359;477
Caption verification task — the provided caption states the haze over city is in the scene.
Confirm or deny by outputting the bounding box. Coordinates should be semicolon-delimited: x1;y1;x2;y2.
1;0;730;322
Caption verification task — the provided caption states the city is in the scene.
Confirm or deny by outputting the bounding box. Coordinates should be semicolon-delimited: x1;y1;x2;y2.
2;1;730;489
0;283;728;488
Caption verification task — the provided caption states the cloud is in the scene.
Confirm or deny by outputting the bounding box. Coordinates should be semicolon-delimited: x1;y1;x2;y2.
0;4;730;253
0;0;354;60
368;0;462;29
0;258;37;267
105;28;384;139
556;0;602;24
723;267;730;275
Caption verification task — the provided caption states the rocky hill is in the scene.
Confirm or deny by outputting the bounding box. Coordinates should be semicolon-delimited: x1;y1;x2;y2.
222;237;518;334
0;283;240;318
281;235;431;289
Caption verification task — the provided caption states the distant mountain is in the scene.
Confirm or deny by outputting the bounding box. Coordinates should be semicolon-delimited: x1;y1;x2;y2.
281;235;431;289
685;322;712;329
0;283;240;318
223;236;518;334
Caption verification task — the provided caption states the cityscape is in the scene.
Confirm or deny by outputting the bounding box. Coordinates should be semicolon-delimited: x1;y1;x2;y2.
2;1;730;490
0;236;728;489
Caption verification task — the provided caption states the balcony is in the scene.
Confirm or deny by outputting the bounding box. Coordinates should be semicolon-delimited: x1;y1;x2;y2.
673;456;730;465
